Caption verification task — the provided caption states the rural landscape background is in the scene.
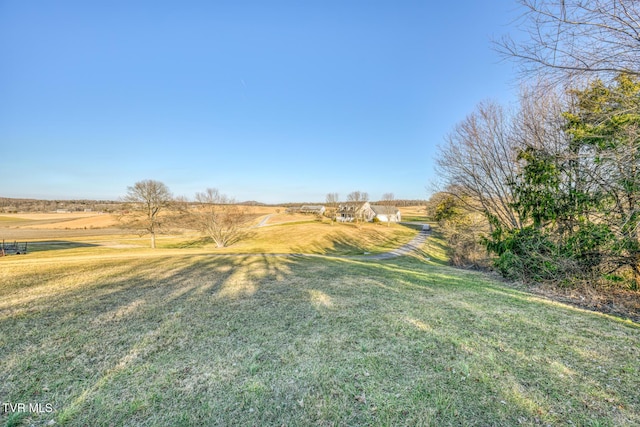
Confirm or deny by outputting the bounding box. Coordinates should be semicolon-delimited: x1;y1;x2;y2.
1;199;638;426
3;0;640;426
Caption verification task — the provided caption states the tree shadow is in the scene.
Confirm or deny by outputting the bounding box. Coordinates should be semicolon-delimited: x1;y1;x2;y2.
287;223;420;256
14;240;102;253
2;254;638;425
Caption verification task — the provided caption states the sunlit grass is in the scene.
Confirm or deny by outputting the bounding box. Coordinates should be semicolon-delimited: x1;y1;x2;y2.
160;221;420;255
0;216;27;222
1;250;638;426
5;220;418;258
417;227;449;265
399;206;429;223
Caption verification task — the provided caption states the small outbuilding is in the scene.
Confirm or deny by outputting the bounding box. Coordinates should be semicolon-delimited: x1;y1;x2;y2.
286;205;326;215
299;205;326;215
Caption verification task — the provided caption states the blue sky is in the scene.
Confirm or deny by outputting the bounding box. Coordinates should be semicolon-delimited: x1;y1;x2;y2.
1;0;520;204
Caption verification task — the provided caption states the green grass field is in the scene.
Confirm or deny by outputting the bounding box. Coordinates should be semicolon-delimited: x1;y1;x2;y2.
1;227;639;426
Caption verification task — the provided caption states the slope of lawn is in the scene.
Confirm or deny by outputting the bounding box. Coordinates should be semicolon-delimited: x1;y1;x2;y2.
8;221;420;259
1;246;639;426
215;221;420;255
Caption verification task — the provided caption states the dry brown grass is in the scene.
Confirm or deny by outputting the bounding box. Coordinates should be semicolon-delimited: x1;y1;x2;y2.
0;213;100;221
399;206;429;222
247;205;284;215
0;213;126;241
263;212;317;225
0;212;119;229
210;222;419;255
0;215;421;260
23;214;119;230
120;222;418;257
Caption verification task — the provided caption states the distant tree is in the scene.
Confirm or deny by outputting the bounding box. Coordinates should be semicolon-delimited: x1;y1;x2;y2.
325;192;339;224
381;193;395;205
347;191;369;224
123;179;173;249
191;188;251;248
347;191;369;204
380;192;396;226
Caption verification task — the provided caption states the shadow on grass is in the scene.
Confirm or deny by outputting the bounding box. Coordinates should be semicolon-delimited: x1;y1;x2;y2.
162;231;258;250
1;254;639;426
163;237;211;249
287;223;420;256
22;240;102;253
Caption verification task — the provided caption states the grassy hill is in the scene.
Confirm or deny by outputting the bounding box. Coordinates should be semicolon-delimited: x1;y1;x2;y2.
1;225;638;426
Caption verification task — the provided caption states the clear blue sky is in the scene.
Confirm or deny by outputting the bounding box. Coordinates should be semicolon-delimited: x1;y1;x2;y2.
1;0;520;204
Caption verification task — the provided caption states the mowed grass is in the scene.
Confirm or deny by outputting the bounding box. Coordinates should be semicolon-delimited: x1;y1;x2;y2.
2;215;418;258
1;246;639;426
133;222;418;256
399;206;430;223
216;222;419;255
0;216;27;222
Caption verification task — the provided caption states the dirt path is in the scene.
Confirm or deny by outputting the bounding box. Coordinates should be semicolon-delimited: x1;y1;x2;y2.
255;214;273;228
353;224;430;260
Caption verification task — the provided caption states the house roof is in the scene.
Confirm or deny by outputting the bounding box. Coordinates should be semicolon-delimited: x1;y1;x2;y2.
370;205;400;215
337;202;370;212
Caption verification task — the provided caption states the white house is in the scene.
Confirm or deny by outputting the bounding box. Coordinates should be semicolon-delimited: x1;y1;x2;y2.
336;202;375;222
370;205;402;223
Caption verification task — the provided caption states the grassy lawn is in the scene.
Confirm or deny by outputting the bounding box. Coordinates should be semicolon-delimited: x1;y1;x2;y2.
150;222;419;256
1;239;639;426
3;219;419;258
220;222;419;255
399;206;430;223
0;216;27;222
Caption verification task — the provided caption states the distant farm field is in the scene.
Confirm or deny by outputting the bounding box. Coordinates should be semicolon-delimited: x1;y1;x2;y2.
0;208;423;256
0;212;125;241
1;210;638;426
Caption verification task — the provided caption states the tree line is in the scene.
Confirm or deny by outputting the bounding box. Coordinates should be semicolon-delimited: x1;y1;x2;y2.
433;0;640;290
0;198;121;213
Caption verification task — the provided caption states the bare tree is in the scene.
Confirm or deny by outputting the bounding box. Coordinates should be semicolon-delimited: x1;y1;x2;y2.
347;191;369;204
437;101;522;231
346;191;370;223
498;0;640;82
512;82;602;234
381;193;395;205
380;192;396;226
514;83;569;153
325;192;339;224
122;179;173;249
191;188;251;248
